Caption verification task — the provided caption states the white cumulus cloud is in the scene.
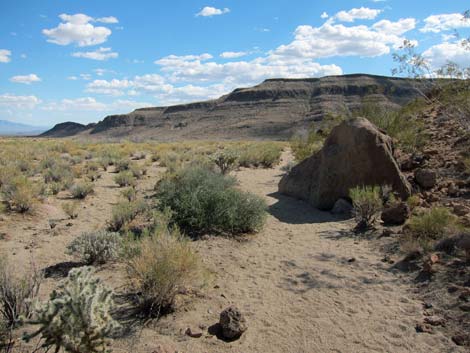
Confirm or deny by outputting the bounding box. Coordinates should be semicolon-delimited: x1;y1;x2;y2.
372;18;416;35
334;7;382;22
421;13;470;33
0;94;41;109
96;16;119;24
72;47;118;60
10;74;42;84
423;41;470;69
320;12;329;19
220;51;248;59
42;13;115;46
196;6;230;17
0;49;11;63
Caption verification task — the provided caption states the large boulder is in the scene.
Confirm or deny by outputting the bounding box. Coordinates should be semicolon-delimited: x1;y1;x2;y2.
279;117;411;210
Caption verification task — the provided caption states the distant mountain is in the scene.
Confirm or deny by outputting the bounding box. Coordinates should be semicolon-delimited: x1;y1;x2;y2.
0;120;50;136
41;74;428;141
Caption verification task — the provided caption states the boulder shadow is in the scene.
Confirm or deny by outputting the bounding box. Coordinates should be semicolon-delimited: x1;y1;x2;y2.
43;261;84;279
208;323;242;342
267;192;339;224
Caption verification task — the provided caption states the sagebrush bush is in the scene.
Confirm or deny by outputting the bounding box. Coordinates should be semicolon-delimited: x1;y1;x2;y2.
24;267;119;353
114;171;137;188
1;176;37;212
210;150;239;174
109;199;148;231
121;187;137;201
349;185;382;230
66;230;121;265
69;182;94;199
0;258;42;327
126;227;203;315
404;207;457;251
155;166;267;236
114;159;130;173
237;143;283;168
62;202;79;219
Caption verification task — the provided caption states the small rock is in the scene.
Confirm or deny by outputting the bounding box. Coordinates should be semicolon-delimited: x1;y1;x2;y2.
331;198;353;217
415;168;438;189
185;327;203;338
423;302;433;309
423;316;445;326
415;323;433;333
219;306;247;339
452;333;469;346
381;229;393;237
453;204;469;217
347;257;356;263
381;202;410;225
459;303;470;312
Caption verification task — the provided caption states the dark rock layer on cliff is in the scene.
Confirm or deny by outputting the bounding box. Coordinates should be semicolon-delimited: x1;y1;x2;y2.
42;74;426;140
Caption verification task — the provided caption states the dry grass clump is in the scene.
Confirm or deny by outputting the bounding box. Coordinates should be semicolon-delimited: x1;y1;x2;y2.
67;230;121;265
125;226;204;316
237;142;283;168
109;199;148;231
401;207;458;252
69;182;94;199
0;176;38;213
0;258;42;327
114;171;137;188
349;185;383;230
62;202;79;219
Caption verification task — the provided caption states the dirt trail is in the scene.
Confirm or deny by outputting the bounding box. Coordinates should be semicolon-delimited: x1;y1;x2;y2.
1;153;461;352
129;151;459;353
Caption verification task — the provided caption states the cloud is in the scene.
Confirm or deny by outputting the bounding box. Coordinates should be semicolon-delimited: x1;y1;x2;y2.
320;12;329;19
10;74;42;84
220;51;248;59
0;49;11;63
86;78;132;96
334;7;382;22
67;76;78;80
72;47;118;60
421;13;470;33
196;6;230;17
41;97;152;112
0;94;41;109
96;16;119;24
42;13;114;46
86;74;173;96
423;41;470;69
372;18;416;35
274;20;414;60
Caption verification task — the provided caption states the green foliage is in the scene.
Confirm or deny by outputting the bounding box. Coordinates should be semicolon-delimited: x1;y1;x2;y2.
0;258;42;327
69;182;94;199
114;159;130;173
67;230;121;265
121;187;137;202
155;166;267;236
126;226;203;315
113;171;136;188
0;176;37;213
355;103;427;152
405;207;457;251
237;143;283;168
109;199;148;231
24;267;119;353
62;202;79;219
349;185;383;229
210;150;239;174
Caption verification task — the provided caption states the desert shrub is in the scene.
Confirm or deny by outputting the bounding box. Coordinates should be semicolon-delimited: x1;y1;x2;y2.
62;202;78;219
48;182;63;195
210;150;239;174
132;151;146;160
66;230;121;265
109;199;148;231
114;159;130;173
24;267;119;353
406;195;421;212
129;163;145;179
349;185;382;230
126;227;203;315
356;103;427;152
114;171;137;188
0;258;42;327
237;143;283;168
155;166;267;236
404;207;457;251
1;176;37;213
121;187;137;201
69;182;94;199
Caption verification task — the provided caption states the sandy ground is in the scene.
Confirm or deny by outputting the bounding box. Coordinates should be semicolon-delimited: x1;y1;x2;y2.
0;152;461;353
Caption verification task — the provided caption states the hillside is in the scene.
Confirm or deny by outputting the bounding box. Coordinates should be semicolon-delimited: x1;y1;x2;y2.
0;120;49;136
42;74;427;140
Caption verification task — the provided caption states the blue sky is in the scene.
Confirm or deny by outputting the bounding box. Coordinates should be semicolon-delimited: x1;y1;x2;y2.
0;0;469;126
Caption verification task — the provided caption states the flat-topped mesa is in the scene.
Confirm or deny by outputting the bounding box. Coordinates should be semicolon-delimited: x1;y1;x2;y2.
41;74;428;140
279;117;411;210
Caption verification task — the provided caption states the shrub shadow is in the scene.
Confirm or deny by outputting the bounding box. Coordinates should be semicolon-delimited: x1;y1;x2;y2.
267;192;339;224
43;261;84;278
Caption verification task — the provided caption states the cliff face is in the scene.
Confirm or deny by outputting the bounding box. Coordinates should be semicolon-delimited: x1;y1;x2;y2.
42;74;426;140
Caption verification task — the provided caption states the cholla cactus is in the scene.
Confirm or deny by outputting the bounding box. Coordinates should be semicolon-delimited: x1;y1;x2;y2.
66;231;121;265
24;267;119;353
210;150;239;175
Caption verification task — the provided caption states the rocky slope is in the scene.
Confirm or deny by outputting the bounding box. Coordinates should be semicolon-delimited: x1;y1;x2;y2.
42;74;427;140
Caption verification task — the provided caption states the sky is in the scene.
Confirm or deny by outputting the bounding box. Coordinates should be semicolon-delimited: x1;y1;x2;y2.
0;0;469;126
